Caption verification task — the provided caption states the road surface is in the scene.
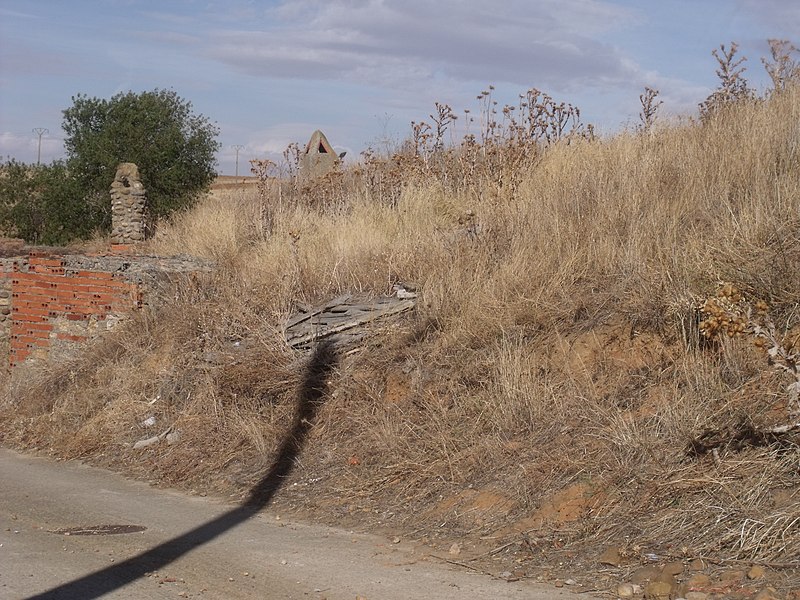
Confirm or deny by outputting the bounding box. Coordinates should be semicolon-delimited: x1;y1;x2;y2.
0;448;583;599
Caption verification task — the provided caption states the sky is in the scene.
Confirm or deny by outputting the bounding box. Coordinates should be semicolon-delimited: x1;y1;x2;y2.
1;0;799;176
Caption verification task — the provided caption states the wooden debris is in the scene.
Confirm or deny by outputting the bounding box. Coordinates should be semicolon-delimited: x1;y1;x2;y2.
284;294;415;348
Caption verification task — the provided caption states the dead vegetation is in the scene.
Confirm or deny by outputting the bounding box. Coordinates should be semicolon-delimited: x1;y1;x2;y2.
2;42;800;586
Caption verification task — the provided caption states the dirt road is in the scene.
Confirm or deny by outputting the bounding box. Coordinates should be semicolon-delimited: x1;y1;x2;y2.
0;448;582;599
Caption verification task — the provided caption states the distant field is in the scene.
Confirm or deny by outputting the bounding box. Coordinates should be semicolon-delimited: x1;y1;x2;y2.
211;175;259;189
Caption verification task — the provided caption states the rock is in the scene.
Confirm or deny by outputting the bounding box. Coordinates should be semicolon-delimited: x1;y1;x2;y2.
166;431;181;445
564;578;577;586
631;566;662;585
686;573;711;588
685;592;709;600
719;569;745;582
133;435;161;449
616;583;637;598
662;561;684;577
644;580;672;599
448;543;461;556
599;546;623;566
754;587;780;600
747;565;766;580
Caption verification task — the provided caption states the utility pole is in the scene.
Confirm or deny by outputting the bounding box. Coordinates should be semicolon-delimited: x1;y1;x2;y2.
32;128;48;165
231;145;245;177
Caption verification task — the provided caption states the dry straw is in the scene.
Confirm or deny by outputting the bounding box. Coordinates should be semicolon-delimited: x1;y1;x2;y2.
3;43;800;572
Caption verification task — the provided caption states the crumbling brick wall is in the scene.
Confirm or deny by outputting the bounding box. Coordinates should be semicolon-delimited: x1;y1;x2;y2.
0;250;210;367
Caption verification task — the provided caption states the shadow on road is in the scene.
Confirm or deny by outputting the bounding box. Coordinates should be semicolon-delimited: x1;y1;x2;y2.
27;340;338;600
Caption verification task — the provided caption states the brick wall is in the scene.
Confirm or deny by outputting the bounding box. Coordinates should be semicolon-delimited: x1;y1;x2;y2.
0;250;210;368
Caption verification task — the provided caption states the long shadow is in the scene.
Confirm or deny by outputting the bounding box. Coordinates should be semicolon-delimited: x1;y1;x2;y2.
28;340;338;600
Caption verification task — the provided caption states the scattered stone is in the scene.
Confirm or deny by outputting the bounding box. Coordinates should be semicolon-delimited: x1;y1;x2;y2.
616;583;637;598
553;579;563;588
754;587;780;600
720;569;746;582
662;561;684;577
644;580;672;599
564;578;577;586
599;546;623;566
448;543;461;556
688;559;707;571
685;592;709;600
631;566;662;585
166;431;181;445
498;571;517;581
133;435;161;449
747;565;766;580
392;537;401;544
686;573;711;588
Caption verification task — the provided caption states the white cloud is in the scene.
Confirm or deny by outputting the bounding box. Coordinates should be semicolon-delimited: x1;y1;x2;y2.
202;0;642;93
734;0;800;32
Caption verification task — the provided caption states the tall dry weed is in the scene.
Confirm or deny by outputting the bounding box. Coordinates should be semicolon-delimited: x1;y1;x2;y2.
3;69;800;567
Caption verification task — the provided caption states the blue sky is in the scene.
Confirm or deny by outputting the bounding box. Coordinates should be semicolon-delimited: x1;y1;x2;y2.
1;0;798;175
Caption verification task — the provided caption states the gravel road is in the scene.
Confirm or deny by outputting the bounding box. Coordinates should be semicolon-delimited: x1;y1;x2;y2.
0;448;583;599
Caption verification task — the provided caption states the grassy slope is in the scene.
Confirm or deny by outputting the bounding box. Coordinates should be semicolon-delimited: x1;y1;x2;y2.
2;89;799;569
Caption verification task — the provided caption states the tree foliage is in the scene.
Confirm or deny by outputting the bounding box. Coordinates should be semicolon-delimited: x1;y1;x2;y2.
0;160;96;245
0;89;219;245
62;88;220;222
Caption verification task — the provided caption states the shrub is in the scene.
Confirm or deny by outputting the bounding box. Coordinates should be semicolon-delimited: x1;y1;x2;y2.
62;88;220;224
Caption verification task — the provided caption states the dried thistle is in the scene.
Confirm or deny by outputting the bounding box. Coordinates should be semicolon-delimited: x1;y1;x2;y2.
699;283;800;419
638;87;663;133
699;42;754;119
762;39;800;93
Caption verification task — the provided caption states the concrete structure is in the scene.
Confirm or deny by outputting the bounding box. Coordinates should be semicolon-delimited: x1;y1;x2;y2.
298;130;342;183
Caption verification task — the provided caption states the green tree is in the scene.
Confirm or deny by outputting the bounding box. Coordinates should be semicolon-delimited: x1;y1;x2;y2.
0;159;93;245
62;88;220;224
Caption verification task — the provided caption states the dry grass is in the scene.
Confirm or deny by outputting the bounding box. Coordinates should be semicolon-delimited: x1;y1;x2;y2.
2;84;800;575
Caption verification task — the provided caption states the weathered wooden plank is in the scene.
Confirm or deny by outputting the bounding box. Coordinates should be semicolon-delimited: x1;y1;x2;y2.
284;293;352;329
285;297;414;347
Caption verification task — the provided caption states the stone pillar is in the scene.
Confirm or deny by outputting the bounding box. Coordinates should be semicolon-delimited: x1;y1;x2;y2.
110;163;147;249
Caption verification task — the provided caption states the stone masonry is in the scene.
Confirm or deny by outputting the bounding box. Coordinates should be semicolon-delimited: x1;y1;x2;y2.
110;162;147;247
0;162;213;368
0;251;211;367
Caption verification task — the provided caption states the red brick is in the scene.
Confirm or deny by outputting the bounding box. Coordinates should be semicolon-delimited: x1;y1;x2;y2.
74;270;115;280
13;313;47;323
32;266;66;275
14;306;51;316
55;333;87;342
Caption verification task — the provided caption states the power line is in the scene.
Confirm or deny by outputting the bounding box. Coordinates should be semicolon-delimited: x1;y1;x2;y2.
32;128;48;165
231;145;245;177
